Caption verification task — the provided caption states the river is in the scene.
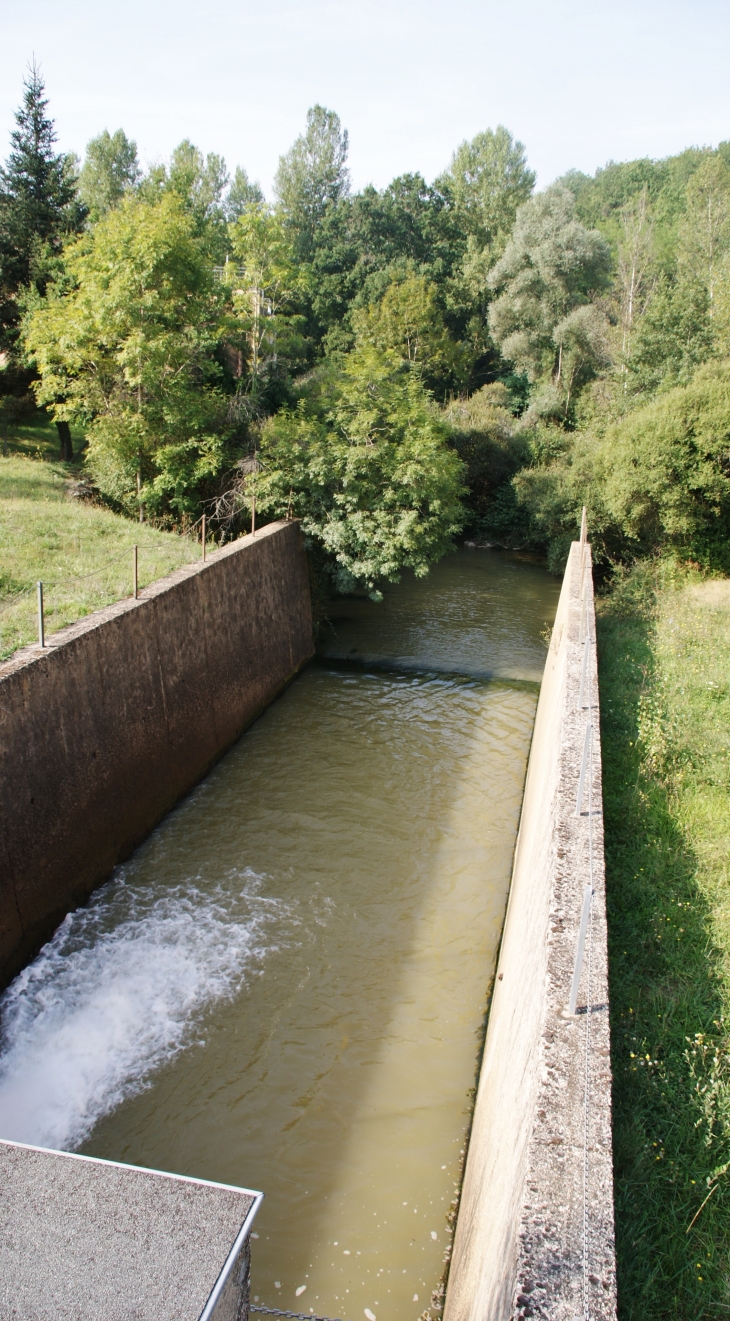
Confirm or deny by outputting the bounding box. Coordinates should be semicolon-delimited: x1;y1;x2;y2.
0;546;559;1321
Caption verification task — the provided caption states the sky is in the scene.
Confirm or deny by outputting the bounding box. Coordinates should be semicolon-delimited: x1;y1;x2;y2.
1;0;728;197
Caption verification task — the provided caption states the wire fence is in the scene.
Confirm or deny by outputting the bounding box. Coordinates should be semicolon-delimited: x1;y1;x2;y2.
571;516;597;1321
0;513;212;654
250;1307;349;1321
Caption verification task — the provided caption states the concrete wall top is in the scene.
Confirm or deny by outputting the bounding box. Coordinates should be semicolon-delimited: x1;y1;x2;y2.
0;1139;261;1320
444;542;616;1321
0;519;314;987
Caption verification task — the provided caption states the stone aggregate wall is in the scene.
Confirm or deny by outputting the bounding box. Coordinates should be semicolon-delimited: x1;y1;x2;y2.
444;541;616;1321
0;520;313;988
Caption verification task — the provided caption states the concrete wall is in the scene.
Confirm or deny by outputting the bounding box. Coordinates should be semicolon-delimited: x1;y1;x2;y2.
0;520;314;989
444;542;616;1321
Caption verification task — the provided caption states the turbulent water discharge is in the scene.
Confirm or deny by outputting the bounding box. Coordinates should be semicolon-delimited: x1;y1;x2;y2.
0;547;559;1321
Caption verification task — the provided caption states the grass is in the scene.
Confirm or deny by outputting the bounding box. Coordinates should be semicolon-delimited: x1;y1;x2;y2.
1;413;69;463
0;417;205;661
598;561;730;1319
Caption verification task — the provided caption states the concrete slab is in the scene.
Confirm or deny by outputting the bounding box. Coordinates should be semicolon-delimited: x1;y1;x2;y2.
0;1139;262;1320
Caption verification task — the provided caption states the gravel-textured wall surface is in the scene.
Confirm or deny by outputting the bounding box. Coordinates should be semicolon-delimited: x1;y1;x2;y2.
0;1138;259;1320
444;541;616;1321
0;520;314;988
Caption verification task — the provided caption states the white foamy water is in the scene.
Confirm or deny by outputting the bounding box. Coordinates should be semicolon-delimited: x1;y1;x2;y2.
0;868;284;1151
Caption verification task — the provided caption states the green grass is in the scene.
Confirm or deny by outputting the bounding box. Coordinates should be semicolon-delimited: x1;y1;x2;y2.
598;562;730;1319
0;446;204;661
0;410;77;463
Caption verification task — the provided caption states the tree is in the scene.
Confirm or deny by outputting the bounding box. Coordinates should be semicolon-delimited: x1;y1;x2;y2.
225;167;264;221
167;140;229;222
444;383;530;535
614;187;655;376
78;129;140;221
628;277;714;394
487;184;612;414
676;155;730;306
601;361;730;565
23;193;232;517
443;126;535;256
225;203;305;392
0;64;82;357
351;273;469;391
274;105;350;256
258;347;465;592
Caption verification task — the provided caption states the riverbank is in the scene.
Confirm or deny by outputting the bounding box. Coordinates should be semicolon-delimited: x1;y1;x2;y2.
597;562;730;1319
0;452;203;660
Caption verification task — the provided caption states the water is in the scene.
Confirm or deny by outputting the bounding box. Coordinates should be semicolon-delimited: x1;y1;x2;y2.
0;547;559;1321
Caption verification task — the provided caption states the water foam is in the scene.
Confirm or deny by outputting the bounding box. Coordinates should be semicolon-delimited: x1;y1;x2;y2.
0;869;283;1151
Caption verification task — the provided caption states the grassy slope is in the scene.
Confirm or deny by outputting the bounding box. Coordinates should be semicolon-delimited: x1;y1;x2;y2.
0;420;203;661
598;563;730;1320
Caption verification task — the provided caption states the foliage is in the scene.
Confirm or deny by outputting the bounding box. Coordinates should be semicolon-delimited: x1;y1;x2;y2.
441;125;535;256
225;166;264;221
515;362;730;571
78;129;140;221
258;347;466;593
215;203;308;412
487;184;612;416
443;382;529;527
22;193;233;518
0;65;82;362
352;273;470;390
274;105;350;258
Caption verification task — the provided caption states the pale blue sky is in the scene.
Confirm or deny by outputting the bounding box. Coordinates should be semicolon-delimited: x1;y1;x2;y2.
2;0;728;196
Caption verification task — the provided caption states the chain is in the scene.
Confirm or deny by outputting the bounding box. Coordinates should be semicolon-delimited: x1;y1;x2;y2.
249;1308;348;1321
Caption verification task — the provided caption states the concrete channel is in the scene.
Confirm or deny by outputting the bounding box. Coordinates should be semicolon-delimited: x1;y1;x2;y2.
0;532;615;1318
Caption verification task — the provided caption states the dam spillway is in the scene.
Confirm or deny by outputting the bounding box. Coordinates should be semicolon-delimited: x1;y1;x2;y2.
0;546;560;1319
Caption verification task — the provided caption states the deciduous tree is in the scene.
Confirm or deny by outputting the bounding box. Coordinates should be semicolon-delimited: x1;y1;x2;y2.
78;129;140;221
258;347;465;592
23;193;231;517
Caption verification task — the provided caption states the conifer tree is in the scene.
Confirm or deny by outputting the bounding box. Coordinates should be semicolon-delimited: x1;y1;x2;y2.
0;65;80;294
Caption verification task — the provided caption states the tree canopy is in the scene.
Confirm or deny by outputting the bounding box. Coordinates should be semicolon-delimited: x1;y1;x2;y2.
8;83;730;584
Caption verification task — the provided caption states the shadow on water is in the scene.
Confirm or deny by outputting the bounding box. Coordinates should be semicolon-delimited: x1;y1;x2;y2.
0;548;560;1321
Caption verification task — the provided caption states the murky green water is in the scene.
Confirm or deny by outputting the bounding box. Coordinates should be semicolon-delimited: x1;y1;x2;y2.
0;548;558;1321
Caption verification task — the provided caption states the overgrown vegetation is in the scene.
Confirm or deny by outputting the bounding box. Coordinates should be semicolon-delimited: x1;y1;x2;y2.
599;563;730;1318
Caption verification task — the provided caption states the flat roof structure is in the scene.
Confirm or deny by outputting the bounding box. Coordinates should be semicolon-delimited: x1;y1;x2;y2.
0;1139;262;1321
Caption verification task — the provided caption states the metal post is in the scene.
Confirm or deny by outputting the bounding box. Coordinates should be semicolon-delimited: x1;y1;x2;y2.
567;884;594;1016
37;581;45;648
251;493;256;537
575;723;592;816
202;514;206;562
580;505;587;546
132;544;138;599
578;635;590;709
580;540;590;599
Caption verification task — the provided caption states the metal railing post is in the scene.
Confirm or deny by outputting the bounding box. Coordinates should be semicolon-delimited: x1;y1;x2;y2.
567;883;594;1016
575;723;592;816
37;581;45;648
578;635;591;709
132;544;138;599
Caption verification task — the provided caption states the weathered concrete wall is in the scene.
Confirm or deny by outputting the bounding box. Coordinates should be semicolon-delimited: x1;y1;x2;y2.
0;520;314;989
444;542;616;1321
